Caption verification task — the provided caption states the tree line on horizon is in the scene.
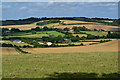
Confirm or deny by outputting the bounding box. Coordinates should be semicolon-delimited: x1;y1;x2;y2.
1;17;120;26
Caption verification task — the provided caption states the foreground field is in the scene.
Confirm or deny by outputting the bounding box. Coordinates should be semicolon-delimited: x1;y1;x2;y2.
22;39;119;54
3;51;118;78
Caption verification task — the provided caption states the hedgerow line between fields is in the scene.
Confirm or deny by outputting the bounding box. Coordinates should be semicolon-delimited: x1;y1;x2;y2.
13;39;112;54
14;46;30;54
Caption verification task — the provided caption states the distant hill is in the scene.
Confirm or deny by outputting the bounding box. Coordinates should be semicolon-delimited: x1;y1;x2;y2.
1;17;119;26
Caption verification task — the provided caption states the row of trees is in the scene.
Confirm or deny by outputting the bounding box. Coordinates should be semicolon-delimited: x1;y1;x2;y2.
107;31;120;38
72;26;91;33
36;20;61;26
42;35;64;43
2;17;119;26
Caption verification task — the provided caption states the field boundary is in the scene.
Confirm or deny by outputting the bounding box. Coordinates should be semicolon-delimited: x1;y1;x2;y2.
15;47;30;54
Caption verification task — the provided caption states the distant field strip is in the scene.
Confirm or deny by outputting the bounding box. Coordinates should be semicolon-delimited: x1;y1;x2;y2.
61;20;98;24
56;24;119;31
80;31;108;36
22;39;119;54
64;23;101;25
0;42;31;46
6;31;65;38
1;20;119;31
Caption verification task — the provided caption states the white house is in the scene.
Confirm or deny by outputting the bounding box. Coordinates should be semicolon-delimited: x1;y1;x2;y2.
46;42;52;46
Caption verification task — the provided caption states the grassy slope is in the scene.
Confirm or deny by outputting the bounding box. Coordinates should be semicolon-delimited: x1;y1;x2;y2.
0;42;31;46
61;20;103;25
3;52;118;78
81;31;108;36
44;23;61;27
6;31;65;38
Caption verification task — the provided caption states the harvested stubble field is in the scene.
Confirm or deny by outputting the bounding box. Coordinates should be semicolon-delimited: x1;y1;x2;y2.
61;20;97;24
22;39;119;54
0;24;39;30
1;47;19;55
58;42;99;46
101;20;113;23
1;39;119;55
56;24;119;31
2;39;119;78
1;20;120;31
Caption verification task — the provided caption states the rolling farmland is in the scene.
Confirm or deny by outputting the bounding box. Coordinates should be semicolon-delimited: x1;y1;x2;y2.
22;39;119;54
1;20;120;31
1;18;120;78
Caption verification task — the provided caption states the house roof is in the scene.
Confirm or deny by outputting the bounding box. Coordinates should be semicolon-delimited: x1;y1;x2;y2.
13;40;21;42
46;42;52;46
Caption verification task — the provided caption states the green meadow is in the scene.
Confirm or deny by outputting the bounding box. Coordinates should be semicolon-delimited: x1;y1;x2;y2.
5;31;65;38
81;31;108;36
3;52;118;78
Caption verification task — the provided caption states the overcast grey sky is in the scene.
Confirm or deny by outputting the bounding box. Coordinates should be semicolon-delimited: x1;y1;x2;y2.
2;2;118;20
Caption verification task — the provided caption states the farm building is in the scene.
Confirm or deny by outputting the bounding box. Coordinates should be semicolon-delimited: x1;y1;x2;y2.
46;42;53;46
13;40;23;43
38;41;44;45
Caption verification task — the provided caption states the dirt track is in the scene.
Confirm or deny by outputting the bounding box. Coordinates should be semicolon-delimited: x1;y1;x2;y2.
22;39;119;54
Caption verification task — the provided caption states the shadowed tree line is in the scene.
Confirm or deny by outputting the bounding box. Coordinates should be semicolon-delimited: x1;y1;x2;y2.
1;72;120;80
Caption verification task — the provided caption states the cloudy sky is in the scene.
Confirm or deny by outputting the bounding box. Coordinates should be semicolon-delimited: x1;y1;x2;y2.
2;2;118;20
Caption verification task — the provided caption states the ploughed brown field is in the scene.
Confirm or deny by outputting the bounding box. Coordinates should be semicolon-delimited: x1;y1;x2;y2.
22;39;119;54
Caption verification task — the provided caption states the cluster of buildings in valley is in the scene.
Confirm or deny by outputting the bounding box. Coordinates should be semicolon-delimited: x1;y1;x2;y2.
0;40;53;46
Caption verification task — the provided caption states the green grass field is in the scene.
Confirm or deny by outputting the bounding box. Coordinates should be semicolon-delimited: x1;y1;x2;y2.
44;23;61;27
6;31;65;38
64;23;100;25
81;31;108;36
3;52;118;78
